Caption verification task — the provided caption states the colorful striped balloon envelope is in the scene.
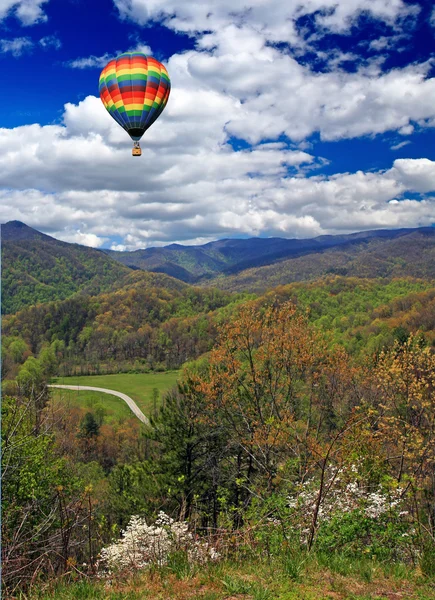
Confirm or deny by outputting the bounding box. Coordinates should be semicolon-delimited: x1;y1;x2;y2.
99;53;171;145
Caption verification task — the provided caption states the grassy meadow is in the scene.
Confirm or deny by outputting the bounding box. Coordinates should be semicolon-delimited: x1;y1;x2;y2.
50;371;180;419
23;554;435;600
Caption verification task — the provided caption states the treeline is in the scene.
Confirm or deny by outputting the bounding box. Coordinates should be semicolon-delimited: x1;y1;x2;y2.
2;282;249;378
3;298;435;595
3;276;434;381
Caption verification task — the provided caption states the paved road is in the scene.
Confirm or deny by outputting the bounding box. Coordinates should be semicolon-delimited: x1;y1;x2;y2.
48;384;150;426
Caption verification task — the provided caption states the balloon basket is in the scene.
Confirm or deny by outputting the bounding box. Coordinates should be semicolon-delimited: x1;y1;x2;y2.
132;145;142;157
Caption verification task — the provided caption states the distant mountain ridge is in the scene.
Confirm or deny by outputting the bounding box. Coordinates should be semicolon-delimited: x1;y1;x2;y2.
211;228;435;292
2;221;435;313
104;226;435;283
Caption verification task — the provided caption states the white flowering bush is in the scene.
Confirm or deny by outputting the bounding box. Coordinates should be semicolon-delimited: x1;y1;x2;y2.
98;511;220;574
286;466;414;560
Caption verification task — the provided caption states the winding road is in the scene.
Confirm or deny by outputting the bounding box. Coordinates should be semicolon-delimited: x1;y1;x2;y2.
48;384;150;426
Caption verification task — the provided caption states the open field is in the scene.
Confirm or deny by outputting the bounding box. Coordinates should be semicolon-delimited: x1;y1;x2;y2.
50;371;180;418
49;388;135;422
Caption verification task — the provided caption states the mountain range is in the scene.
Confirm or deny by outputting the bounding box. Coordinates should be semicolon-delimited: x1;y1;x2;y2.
103;226;435;283
2;220;435;313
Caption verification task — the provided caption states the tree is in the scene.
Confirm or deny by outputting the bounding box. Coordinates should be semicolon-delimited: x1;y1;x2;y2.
147;379;228;526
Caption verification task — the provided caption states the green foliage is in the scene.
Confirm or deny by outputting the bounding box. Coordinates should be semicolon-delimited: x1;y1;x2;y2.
221;574;253;595
1;396;84;592
79;412;101;438
146;378;229;524
420;542;435;578
263;277;435;356
1;237;133;315
314;509;411;561
107;462;158;526
3;279;246;374
166;550;196;579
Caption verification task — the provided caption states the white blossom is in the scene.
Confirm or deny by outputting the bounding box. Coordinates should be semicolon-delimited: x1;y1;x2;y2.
98;511;220;574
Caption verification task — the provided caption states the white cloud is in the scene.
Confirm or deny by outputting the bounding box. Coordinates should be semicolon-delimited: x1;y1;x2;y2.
67;44;152;69
391;158;435;193
39;35;61;50
0;95;434;249
113;0;417;41
398;124;414;135
0;36;33;56
54;230;107;247
67;53;116;69
165;41;435;144
391;140;410;150
0;0;48;25
106;1;435;146
0;34;61;56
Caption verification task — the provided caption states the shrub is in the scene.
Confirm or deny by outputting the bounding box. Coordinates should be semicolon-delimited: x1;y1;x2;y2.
98;512;220;574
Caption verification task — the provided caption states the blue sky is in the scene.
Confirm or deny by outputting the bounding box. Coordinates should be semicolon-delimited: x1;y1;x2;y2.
0;0;434;249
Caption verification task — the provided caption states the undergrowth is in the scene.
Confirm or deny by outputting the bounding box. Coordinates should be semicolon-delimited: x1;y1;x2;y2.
19;552;435;600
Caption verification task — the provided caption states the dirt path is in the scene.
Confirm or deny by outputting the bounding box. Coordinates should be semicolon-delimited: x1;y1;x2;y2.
48;384;150;426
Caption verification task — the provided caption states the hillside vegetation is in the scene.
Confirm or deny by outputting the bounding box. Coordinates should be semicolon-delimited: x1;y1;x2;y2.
4;300;435;597
2;276;247;378
1;221;134;314
3;276;434;383
3;221;435;599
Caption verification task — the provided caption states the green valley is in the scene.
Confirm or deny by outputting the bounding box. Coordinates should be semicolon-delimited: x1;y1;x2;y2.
50;371;180;416
3;222;435;599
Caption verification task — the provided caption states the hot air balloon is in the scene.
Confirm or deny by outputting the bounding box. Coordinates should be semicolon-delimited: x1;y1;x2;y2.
99;53;171;156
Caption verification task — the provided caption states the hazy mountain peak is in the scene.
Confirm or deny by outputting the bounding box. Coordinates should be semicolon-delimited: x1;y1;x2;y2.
1;221;54;242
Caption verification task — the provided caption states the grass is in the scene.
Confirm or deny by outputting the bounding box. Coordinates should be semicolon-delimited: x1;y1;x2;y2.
50;371;180;418
49;388;133;422
21;555;435;600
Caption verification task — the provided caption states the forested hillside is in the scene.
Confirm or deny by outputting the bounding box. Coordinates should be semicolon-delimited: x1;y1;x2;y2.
3;276;434;382
1;221;133;314
2;275;247;378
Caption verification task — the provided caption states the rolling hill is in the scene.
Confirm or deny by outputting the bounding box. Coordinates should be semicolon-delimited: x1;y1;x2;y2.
1;221;135;314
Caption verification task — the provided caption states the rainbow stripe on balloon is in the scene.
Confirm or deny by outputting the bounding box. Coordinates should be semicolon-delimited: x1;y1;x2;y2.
99;53;171;141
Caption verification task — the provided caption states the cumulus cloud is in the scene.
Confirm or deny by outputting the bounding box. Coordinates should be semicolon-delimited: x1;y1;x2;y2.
164;40;435;144
0;94;434;249
0;0;48;25
1;0;434;249
391;158;435;193
106;0;434;146
113;0;417;41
